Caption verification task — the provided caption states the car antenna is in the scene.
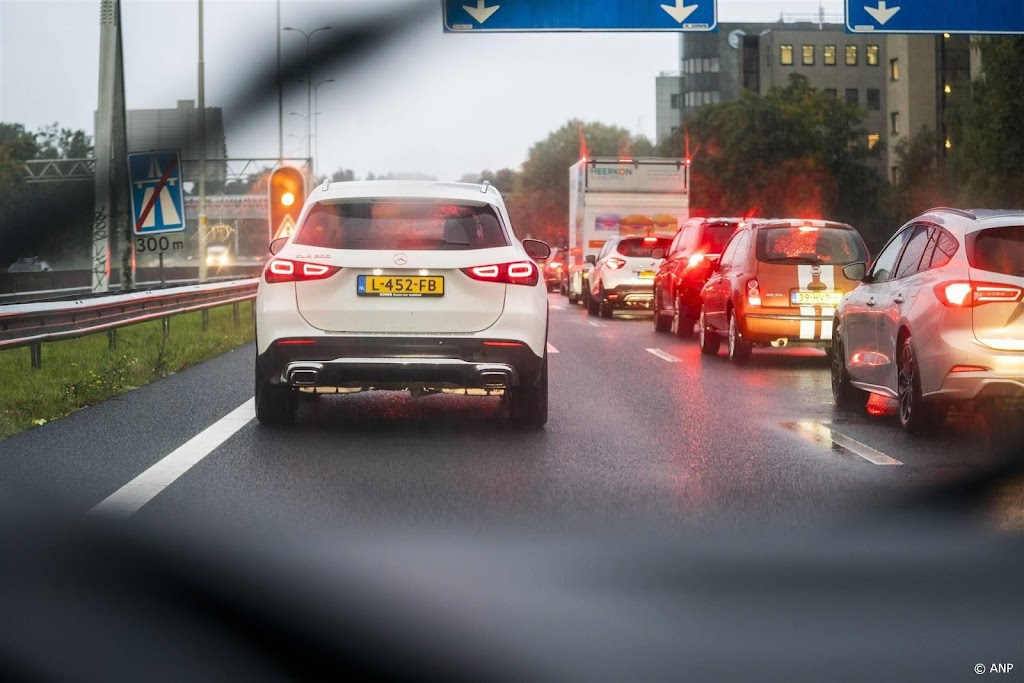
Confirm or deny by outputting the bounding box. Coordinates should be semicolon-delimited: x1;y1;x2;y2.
480;180;491;193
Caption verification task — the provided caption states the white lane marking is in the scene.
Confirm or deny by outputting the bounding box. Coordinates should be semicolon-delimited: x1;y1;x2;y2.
645;348;681;363
587;320;606;328
90;399;256;518
550;305;566;310
794;420;903;466
546;342;559;354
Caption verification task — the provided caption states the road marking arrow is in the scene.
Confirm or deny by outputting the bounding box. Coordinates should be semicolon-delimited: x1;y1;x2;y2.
462;0;500;24
864;1;900;25
660;0;699;24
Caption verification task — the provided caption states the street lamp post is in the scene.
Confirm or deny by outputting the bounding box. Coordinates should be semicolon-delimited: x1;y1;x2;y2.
282;24;331;171
298;77;335;179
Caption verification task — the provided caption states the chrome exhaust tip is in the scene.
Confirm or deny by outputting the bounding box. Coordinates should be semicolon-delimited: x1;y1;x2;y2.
289;368;320;386
770;338;789;348
479;370;512;388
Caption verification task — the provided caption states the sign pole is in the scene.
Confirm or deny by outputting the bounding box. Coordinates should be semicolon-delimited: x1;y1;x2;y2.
92;0;118;293
111;0;133;291
197;0;208;283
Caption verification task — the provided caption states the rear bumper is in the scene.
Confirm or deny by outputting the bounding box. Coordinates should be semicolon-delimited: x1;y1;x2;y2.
741;310;834;346
602;283;656;309
256;337;544;390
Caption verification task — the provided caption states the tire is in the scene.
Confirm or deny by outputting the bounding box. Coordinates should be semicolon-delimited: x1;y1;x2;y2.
698;304;720;356
587;292;599;316
727;308;752;364
599;300;613;319
831;333;867;409
653;287;671;332
671;295;693;338
897;335;939;434
508;353;548;429
255;365;297;426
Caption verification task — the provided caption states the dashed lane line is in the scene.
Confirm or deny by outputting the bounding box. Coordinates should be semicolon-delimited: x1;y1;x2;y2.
586;320;606;328
783;420;903;466
547;342;559;354
645;348;681;363
90;398;256;518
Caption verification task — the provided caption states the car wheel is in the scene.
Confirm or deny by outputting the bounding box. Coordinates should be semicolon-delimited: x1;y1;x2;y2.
671;295;693;338
654;288;671;332
897;335;939;434
831;333;866;409
599;300;613;319
587;292;599;316
727;308;752;364
255;364;297;426
508;353;548;429
698;304;720;356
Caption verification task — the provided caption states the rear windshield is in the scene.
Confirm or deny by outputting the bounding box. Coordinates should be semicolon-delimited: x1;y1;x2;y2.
700;222;740;254
294;200;509;250
968;225;1024;276
616;237;672;258
756;226;867;265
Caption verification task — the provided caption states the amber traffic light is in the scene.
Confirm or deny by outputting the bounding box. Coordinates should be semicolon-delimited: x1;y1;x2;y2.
269;166;306;241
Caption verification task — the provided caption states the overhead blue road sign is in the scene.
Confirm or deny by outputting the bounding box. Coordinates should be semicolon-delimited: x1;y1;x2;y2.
846;1;1024;34
443;0;717;32
128;151;186;236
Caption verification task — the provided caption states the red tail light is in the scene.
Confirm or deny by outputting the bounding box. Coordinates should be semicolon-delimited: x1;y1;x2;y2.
688;253;705;268
606;258;626;270
934;281;1023;307
548;261;563;269
265;259;341;284
462;261;539;286
746;278;761;306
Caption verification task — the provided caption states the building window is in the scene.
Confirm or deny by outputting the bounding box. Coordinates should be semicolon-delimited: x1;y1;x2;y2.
710;57;720;73
891;166;900;184
891;111;901;135
866;88;880;110
824;45;837;66
780;44;794;66
846;88;858;105
670;94;682;109
867;44;880;66
825;88;837;98
867;133;880;149
845;45;858;65
802;45;815;66
711;91;720;103
890;58;900;80
694;59;703;74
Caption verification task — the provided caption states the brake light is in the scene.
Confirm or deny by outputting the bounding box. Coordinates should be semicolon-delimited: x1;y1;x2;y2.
688;253;705;268
606;258;626;270
483;341;524;347
934;281;1023;307
548;261;563;269
265;259;341;284
950;365;989;373
643;236;658;244
746;278;761;307
276;339;317;346
462;261;539;286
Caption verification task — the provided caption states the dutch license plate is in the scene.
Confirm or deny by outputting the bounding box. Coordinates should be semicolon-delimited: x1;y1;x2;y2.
357;275;444;297
791;290;842;306
638;270;657;279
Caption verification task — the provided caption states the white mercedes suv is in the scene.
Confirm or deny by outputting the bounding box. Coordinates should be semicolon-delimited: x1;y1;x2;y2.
255;180;551;428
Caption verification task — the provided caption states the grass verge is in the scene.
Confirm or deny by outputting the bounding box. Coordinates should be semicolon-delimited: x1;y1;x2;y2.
0;301;254;440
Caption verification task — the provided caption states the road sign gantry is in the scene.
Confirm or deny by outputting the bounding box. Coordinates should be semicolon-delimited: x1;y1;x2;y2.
443;0;718;32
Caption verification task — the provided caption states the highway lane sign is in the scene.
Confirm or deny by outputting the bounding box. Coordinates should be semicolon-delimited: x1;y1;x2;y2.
128;151;186;235
846;0;1024;34
443;0;717;32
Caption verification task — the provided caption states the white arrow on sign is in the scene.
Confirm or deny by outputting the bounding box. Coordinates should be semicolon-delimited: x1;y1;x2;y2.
660;0;699;24
463;0;500;24
864;1;900;25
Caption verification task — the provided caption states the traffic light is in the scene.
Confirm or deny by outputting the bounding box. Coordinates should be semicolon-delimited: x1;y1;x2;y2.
269;166;306;241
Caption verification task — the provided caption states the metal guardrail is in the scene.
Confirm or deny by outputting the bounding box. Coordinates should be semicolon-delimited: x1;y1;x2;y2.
0;279;259;369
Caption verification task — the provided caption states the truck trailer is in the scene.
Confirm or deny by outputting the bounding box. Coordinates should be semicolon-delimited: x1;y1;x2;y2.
566;157;690;304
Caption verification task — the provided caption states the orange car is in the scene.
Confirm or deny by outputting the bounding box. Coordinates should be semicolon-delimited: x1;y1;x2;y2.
698;219;869;363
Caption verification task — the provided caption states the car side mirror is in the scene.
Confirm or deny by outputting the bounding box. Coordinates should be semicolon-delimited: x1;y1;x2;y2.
651;247;666;259
842;262;867;282
522;238;551;260
585;254;596;265
269;237;288;256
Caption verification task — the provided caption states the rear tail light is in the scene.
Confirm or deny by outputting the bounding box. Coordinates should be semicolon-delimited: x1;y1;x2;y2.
934;281;1023;307
606;258;626;270
462;261;539;286
548;261;563;269
265;259;342;284
950;365;989;373
688;253;705;268
746;278;761;307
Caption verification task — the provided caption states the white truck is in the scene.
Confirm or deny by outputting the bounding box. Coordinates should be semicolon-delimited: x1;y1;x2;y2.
566;157;690;304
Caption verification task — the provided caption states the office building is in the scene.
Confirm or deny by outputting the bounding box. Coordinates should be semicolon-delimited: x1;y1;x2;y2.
655;72;682;144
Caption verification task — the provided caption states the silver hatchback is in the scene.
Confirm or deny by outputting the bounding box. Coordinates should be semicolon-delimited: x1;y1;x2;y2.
832;208;1024;433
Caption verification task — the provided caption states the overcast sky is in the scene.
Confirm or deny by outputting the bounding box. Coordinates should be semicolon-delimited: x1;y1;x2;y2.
1;0;845;180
